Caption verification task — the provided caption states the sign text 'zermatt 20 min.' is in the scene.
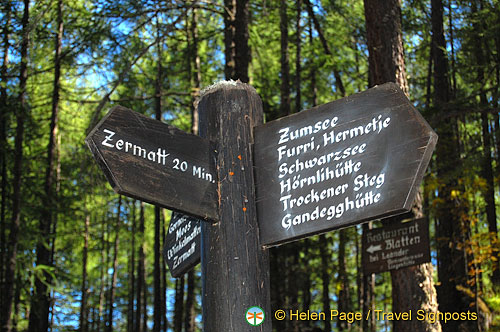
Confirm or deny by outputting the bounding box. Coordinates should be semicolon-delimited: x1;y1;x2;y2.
254;83;437;246
85;106;217;221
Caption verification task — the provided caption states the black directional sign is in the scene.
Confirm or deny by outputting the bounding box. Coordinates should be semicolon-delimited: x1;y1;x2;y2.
85;106;217;220
164;212;201;277
254;83;437;246
362;218;431;274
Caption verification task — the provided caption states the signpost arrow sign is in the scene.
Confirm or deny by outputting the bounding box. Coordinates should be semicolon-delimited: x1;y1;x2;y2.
85;106;218;220
254;83;437;246
366;244;382;254
362;218;431;274
164;212;201;278
86;81;436;332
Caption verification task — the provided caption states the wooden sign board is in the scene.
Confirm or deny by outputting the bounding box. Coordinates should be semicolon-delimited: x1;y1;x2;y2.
164;212;201;277
254;83;437;246
85;106;217;220
362;218;431;274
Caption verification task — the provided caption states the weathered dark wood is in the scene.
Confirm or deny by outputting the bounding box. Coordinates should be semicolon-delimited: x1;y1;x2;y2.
362;218;431;274
164;212;201;278
198;81;271;332
85;106;217;220
254;83;437;246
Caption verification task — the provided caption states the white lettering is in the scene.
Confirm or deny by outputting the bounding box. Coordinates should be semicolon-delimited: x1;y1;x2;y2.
116;139;124;150
278;127;290;144
102;129;115;147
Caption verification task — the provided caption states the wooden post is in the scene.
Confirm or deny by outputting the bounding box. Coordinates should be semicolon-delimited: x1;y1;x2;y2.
198;81;271;331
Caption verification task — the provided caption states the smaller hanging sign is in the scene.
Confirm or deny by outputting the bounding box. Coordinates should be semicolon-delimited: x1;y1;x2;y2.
164;212;201;278
362;218;431;274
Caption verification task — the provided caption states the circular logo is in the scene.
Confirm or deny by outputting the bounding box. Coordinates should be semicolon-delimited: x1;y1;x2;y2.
246;306;265;326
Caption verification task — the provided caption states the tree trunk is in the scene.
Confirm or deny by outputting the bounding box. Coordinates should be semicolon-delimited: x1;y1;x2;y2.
425;45;433;110
97;216;109;332
80;215;90;332
0;1;11;298
389;212;441;332
270;249;285;332
280;0;291;117
223;0;236;80
190;5;201;135
361;223;375;332
308;20;317;108
135;202;146;332
263;5;300;317
337;229;350;331
448;0;457;96
431;0;478;330
106;196;122;332
234;0;250;82
28;1;63;330
301;239;311;329
49;134;61;332
153;29;163;332
2;1;29;331
11;277;21;332
295;0;302;113
355;226;362;312
289;246;300;332
364;0;407;93
184;271;195;332
161;214;167;332
98;216;107;332
173;276;184;332
496;26;500;232
142;269;148;332
319;234;331;332
154;208;163;331
127;202;136;332
364;0;441;331
279;6;297;328
224;0;249;82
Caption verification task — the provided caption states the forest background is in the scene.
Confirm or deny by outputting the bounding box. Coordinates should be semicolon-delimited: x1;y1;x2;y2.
0;0;499;331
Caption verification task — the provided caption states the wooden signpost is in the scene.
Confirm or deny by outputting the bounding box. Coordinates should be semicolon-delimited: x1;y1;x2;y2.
86;81;436;332
85;105;217;220
197;82;272;331
254;83;437;246
362;218;431;274
164;212;201;278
